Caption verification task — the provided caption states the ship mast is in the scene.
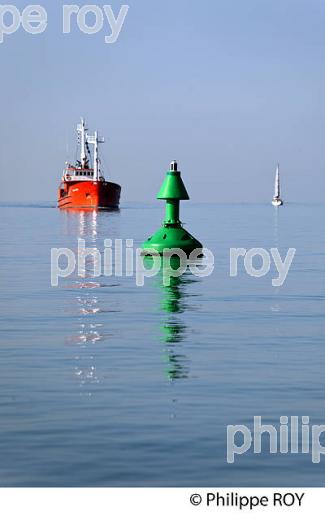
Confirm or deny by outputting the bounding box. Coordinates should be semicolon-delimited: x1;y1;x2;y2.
94;131;98;181
77;117;88;168
86;130;105;181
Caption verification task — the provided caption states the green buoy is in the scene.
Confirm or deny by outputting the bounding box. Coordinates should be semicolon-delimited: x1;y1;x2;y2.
141;161;203;256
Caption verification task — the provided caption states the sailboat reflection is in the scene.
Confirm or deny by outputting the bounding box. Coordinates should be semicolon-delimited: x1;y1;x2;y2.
151;257;201;381
271;208;281;313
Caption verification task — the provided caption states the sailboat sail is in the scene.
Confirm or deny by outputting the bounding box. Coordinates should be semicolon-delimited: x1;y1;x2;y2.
274;165;280;199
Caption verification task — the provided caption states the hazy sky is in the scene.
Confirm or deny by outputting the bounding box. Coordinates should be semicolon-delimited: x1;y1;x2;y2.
1;0;325;202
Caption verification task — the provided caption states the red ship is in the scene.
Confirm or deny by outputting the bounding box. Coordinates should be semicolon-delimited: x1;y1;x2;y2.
58;118;121;210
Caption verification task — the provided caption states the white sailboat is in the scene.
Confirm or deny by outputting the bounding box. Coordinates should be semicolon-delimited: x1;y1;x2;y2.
272;164;283;207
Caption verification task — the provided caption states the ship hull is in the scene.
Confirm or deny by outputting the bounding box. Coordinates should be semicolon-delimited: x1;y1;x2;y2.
58;180;121;210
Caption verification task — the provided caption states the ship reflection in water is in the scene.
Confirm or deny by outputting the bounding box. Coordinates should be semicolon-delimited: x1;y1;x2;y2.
152;257;201;382
62;210;119;393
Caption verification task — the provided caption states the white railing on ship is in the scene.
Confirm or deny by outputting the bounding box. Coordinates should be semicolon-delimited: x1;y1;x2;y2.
64;170;94;178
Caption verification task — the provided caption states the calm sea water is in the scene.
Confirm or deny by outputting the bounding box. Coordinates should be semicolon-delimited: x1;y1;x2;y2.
1;202;325;486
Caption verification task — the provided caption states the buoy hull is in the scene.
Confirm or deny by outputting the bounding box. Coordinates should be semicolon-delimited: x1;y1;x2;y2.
142;225;203;256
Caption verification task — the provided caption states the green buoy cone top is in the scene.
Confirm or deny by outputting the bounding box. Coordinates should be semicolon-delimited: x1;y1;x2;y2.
141;160;203;256
157;161;189;200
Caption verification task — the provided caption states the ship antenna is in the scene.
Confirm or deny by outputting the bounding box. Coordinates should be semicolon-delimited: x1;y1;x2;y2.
79;117;87;168
86;128;105;181
94;130;98;181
